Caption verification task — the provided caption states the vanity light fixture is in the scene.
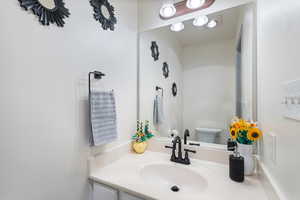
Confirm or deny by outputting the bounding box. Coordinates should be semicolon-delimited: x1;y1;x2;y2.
186;0;206;9
170;22;185;32
193;15;209;27
207;19;217;28
160;0;176;18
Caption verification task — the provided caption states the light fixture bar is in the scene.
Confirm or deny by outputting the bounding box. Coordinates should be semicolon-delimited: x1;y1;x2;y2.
186;0;206;9
193;15;209;27
160;0;215;20
160;0;177;18
207;19;217;28
170;22;185;32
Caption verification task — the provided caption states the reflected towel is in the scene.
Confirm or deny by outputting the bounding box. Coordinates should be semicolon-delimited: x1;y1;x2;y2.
89;91;117;146
153;95;164;125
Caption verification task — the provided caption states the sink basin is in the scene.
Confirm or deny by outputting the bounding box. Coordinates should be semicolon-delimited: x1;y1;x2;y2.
140;163;208;196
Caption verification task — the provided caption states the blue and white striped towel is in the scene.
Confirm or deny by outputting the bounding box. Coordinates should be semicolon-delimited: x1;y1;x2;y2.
153;94;164;125
89;91;117;146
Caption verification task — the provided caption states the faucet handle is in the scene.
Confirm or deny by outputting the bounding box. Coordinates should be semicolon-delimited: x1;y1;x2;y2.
189;142;200;146
165;146;173;149
184;149;196;154
183;149;196;165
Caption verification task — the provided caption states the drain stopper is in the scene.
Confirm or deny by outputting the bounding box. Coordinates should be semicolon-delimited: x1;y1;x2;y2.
171;185;180;192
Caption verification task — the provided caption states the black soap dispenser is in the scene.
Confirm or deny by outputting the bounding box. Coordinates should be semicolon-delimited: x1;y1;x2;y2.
227;138;237;151
229;146;244;182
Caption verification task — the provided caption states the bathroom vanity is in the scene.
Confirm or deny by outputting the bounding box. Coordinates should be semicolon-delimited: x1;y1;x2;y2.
89;141;268;200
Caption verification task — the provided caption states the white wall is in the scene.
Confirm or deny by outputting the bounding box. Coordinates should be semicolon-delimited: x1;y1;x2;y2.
0;1;138;200
139;28;183;136
182;40;236;143
257;0;300;199
138;0;255;32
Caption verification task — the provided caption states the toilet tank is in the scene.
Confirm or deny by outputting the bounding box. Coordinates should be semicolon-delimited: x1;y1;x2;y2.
195;128;223;143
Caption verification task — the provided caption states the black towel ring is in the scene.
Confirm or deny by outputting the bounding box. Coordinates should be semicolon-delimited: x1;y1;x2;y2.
89;71;106;96
88;70;106;146
156;86;164;97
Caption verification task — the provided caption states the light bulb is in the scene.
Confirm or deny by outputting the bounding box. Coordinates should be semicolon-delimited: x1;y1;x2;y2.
170;22;184;32
186;0;205;9
160;3;176;18
193;15;209;27
207;20;217;28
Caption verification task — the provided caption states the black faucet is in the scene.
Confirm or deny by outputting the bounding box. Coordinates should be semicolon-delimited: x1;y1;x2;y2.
184;129;190;145
184;129;200;146
165;136;196;165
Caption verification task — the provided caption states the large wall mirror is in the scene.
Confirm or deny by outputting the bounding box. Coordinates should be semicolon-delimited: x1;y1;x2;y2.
138;4;257;147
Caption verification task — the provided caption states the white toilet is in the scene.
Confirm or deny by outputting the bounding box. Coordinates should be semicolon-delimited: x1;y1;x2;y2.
195;128;223;143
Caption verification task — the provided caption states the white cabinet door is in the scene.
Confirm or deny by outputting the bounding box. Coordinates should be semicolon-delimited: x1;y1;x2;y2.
93;183;118;200
119;191;144;200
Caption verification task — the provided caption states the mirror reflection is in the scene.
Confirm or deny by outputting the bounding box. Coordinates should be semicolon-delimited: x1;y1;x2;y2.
139;5;256;146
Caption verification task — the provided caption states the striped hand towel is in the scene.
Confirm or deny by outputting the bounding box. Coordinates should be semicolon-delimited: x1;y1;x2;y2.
153;94;164;125
89;91;117;146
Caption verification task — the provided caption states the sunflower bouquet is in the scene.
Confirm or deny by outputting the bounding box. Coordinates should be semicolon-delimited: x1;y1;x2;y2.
229;117;262;145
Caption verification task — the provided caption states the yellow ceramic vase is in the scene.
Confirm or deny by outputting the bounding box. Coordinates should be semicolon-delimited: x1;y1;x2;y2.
132;141;148;154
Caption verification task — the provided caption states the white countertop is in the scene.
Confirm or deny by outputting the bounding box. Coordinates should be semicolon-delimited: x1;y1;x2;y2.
90;151;268;200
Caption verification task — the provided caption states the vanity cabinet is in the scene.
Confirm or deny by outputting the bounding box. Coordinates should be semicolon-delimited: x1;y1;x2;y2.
93;183;118;200
92;182;145;200
119;191;144;200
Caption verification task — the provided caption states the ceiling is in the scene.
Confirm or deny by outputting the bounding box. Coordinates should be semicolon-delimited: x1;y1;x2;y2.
161;5;243;47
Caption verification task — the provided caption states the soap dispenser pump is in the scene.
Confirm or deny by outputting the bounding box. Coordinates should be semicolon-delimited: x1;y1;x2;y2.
229;146;244;182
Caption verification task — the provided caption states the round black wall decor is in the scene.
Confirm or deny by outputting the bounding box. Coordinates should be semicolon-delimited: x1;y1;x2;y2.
162;62;169;78
18;0;70;27
172;82;177;97
151;41;160;61
90;0;117;31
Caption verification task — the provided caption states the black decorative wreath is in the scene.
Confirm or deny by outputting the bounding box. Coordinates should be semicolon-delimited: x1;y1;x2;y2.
18;0;70;27
172;82;178;97
151;41;160;61
90;0;117;31
162;62;169;78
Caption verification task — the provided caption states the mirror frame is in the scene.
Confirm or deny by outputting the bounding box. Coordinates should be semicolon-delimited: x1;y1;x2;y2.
90;0;117;31
162;62;169;78
18;0;70;27
151;41;160;61
172;82;177;97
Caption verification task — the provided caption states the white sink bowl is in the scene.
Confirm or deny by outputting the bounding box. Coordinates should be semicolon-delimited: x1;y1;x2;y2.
140;163;208;196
